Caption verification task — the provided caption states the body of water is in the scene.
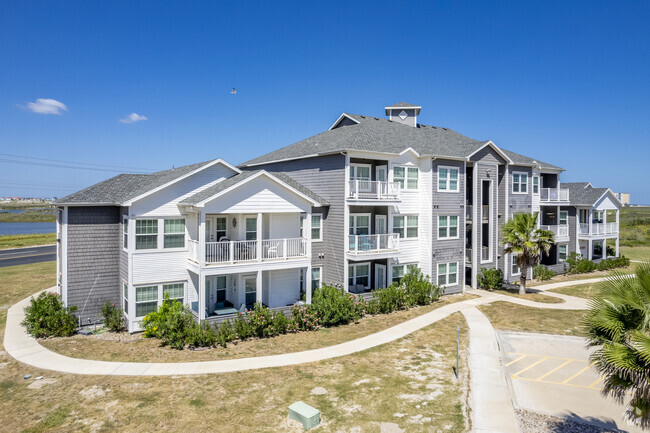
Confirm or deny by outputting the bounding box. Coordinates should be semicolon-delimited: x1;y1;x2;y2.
0;222;56;235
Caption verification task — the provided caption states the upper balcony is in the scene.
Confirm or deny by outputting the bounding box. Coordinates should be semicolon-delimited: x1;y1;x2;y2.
540;188;570;204
541;224;570;241
579;223;618;238
188;237;309;269
347;180;400;203
347;233;399;259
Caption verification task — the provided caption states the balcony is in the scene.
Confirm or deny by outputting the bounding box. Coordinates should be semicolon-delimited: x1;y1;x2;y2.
541;224;570;241
481;246;490;261
348;180;400;201
347;233;399;256
481;205;489;220
540;188;569;203
579;223;618;237
465;247;472;263
188;238;308;266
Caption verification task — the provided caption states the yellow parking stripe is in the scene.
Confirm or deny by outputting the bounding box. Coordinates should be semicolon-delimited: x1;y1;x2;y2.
561;363;594;384
505;354;528;367
512;356;550;378
588;377;604;389
512;375;603;391
535;359;574;381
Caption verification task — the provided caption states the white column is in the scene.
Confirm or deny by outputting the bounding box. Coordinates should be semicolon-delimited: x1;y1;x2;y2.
603;239;607;258
198;272;205;320
588;239;593;260
198;211;206;267
256;212;263;262
306;264;312;304
305;211;312;259
616;237;620;257
256;270;263;304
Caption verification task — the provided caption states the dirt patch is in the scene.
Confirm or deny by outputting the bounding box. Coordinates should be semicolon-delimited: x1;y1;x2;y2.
27;378;57;389
80;385;107;399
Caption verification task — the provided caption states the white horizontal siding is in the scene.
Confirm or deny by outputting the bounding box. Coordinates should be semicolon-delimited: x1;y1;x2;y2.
269;213;301;239
267;268;301;308
132;250;188;285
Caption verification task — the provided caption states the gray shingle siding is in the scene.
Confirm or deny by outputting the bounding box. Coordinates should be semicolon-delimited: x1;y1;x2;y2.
508;166;532;211
241;154;346;286
66;206;121;321
497;165;507;274
565;206;577;255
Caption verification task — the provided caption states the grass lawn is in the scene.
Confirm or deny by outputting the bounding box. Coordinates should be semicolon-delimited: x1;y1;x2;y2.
526;262;638;287
548;283;600;300
0;233;56;250
0;211;55;223
620;245;650;261
478;301;586;337
0;262;472;432
491;288;563;304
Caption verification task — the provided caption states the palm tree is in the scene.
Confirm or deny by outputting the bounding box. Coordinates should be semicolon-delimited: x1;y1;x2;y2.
501;212;554;295
584;264;650;428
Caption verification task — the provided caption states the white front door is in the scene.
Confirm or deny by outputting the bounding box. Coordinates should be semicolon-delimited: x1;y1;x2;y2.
376;165;387;182
375;264;387;290
375;215;387;235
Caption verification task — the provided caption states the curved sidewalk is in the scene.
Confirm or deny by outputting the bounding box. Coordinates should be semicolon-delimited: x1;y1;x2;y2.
5;282;591;377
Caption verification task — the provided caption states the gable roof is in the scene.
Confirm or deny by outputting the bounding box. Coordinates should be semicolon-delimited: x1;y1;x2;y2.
179;170;329;207
55;159;238;205
239;113;563;171
563;182;618;206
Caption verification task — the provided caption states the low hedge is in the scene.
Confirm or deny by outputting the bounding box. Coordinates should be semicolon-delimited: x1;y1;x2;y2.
22;292;78;338
565;253;629;274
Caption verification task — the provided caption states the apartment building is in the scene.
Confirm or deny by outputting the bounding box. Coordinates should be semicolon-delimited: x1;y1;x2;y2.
55;102;620;331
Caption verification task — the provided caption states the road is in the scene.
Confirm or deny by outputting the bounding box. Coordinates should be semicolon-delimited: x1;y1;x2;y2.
499;331;642;433
0;245;56;268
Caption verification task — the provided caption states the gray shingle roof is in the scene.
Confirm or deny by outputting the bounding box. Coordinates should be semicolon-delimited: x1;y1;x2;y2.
179;170;329;206
54;160;218;205
563;182;612;206
239;113;564;171
500;149;563;171
386;102;420;108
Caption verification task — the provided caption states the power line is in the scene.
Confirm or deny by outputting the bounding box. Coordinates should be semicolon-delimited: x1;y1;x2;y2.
0;180;79;189
0;158;153;174
0;153;161;172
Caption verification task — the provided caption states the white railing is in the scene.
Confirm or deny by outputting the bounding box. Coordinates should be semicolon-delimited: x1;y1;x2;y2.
188;240;199;262
348;233;399;253
261;238;308;260
579;222;618;236
348;180;400;200
202;238;308;265
481;205;489;220
540;188;569;202
541;224;569;238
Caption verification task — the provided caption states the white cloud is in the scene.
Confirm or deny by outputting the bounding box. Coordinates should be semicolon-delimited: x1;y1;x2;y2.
25;98;67;115
119;113;148;124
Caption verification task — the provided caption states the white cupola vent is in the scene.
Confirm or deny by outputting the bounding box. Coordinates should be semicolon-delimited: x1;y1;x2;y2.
385;102;421;127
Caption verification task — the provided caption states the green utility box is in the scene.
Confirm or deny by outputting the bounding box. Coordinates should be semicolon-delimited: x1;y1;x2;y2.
289;401;320;430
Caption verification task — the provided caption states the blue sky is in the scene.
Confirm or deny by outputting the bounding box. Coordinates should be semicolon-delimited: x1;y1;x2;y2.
1;1;649;202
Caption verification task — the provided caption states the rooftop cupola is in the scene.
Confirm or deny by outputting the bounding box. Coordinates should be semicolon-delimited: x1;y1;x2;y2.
385;102;421;127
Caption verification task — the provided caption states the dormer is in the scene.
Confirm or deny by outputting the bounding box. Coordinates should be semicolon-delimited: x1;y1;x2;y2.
385;102;421;127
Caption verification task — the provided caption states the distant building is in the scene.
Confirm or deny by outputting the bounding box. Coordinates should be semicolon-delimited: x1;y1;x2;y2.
614;192;630;206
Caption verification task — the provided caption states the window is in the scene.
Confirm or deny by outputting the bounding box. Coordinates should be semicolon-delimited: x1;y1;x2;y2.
438;166;459;192
438;215;459;239
512;172;528;193
216;217;227;241
135;285;158;317
392;215;419;239
558;244;568;262
392;264;417;284
559;211;568;226
123;217;128;249
349;164;371;180
437;262;458;286
244;278;257;306
593;211;604;223
348;263;370;288
135;219;158;250
163;283;184;304
245;217;257;241
393;167;405;189
392;166;418;190
349;214;370;235
533;176;539;194
511;254;520;275
311;215;322;241
216;276;227;302
164;219;185;248
123;282;128;314
311;267;322;291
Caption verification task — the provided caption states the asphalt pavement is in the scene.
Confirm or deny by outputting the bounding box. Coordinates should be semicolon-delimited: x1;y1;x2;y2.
0;245;56;268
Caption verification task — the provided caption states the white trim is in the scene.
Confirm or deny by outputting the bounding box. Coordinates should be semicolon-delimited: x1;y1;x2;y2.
437;214;460;240
436;261;459;287
349;163;372;181
348;261;371;290
511;171;529;194
392;164;419;191
511;253;520;276
532;175;540;195
557;243;568;262
123;159;241;206
329;113;360;130
375;264;387;290
310;214;323;242
398;147;421;157
466;140;514;165
392;214;419;239
437;165;460;192
349;213;372;235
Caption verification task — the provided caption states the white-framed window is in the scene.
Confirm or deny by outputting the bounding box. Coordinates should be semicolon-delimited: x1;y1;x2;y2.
348;263;370;289
216;216;227;241
512;172;528;194
163;283;184;304
164;219;185;249
438;166;459;192
593;211;604;223
300;215;323;241
393;166;419;190
559;211;568;226
123;281;128;314
438;215;459;239
123;216;128;249
511;254;520;275
437;262;458;286
245;217;257;240
393;215;418;239
392;264;418;284
350;164;371;181
533;176;539;194
135;285;158;317
349;214;370;235
558;244;568;262
135;219;158;250
311;267;322;291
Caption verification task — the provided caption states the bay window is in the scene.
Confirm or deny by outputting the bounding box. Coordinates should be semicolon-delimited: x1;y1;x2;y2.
135;219;158;250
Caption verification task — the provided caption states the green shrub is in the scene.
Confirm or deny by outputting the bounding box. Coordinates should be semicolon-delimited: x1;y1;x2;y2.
272;310;290;334
365;298;382;315
216;320;236;348
234;313;253;340
401;267;443;306
289;304;320;331
566;252;597;274
311;285;363;327
101;301;124;332
247;303;277;338
477;268;504;291
141;296;196;350
186;321;217;348
597;256;630;271
533;265;556;281
21;292;78;338
375;283;408;313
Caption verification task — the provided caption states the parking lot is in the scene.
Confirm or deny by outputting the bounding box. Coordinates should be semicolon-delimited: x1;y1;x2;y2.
499;331;642;433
